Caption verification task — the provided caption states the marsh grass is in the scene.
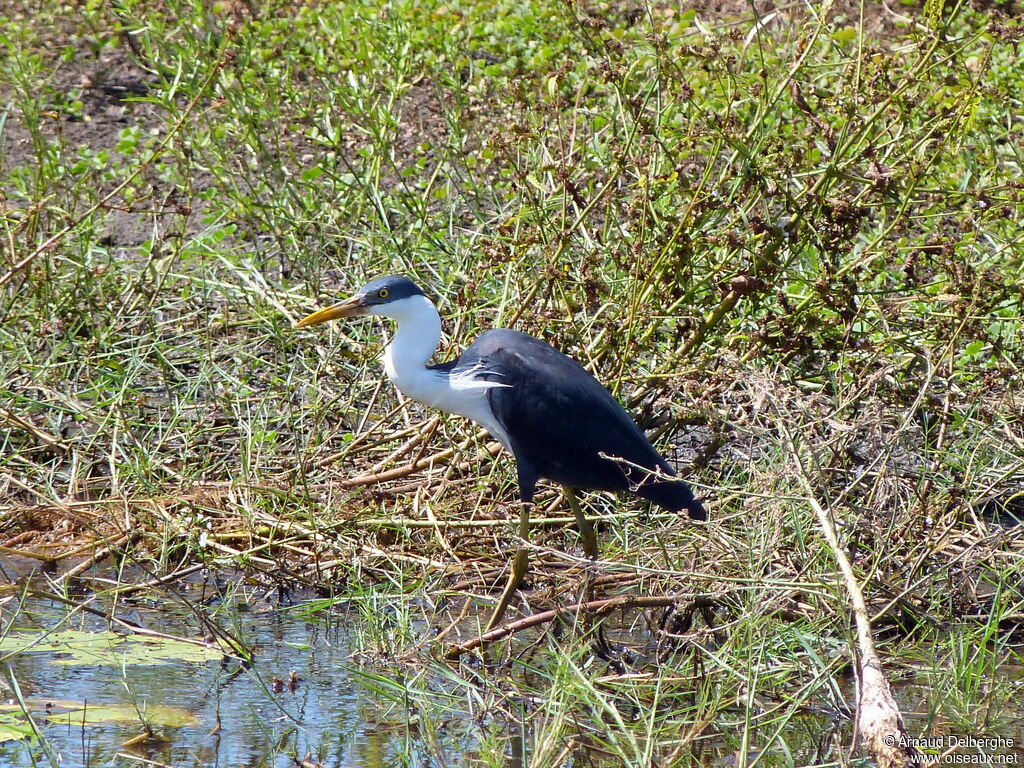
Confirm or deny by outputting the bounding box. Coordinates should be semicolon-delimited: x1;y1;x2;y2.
2;0;1023;764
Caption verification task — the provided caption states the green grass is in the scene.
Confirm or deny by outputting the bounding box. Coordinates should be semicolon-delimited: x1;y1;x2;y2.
2;0;1023;765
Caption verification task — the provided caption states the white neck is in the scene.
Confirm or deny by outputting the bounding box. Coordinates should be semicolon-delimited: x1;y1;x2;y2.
377;294;511;449
379;294;444;398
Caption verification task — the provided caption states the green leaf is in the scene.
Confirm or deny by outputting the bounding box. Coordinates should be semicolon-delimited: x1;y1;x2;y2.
832;26;857;46
0;630;224;667
0;712;34;744
301;165;324;182
43;702;198;728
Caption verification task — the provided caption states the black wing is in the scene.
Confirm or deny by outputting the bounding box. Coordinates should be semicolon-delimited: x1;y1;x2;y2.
463;329;671;490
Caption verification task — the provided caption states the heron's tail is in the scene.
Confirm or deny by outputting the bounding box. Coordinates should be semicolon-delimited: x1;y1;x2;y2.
635;479;707;520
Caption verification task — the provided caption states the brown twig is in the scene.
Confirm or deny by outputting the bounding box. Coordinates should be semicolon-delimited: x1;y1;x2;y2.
446;594;681;659
0;406;63;448
780;421;921;768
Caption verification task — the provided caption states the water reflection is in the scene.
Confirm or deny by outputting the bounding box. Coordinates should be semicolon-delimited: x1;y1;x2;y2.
0;563;415;768
1;556;1022;768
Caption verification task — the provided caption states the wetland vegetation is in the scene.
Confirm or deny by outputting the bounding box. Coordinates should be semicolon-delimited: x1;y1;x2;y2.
1;0;1023;765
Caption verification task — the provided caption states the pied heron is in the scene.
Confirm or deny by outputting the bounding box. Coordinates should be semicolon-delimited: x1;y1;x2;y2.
297;276;706;624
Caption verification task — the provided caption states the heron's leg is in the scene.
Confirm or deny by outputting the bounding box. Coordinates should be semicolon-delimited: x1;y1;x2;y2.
486;474;536;631
564;487;599;560
563;487;598;636
486;500;531;631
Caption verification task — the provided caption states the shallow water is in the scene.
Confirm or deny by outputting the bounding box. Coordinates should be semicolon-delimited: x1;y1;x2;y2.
0;560;451;768
1;556;1022;768
3;610;356;767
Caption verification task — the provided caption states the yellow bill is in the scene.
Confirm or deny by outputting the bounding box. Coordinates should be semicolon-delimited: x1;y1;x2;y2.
295;294;368;328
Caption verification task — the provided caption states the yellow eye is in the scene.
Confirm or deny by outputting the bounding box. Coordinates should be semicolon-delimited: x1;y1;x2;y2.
378;288;390;299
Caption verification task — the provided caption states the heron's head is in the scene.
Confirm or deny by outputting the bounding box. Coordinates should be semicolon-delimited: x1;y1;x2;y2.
296;275;428;328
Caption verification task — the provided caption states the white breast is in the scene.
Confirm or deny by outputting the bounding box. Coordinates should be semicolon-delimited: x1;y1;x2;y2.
375;294;514;450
